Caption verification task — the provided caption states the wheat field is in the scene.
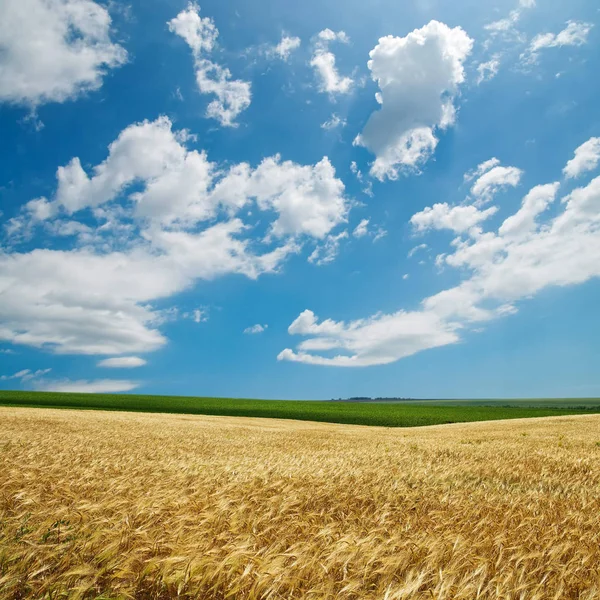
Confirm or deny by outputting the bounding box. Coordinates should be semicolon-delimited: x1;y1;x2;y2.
1;408;599;599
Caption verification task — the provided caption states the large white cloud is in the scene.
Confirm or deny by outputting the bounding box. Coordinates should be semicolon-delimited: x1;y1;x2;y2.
1;117;350;355
280;150;600;366
233;155;348;239
563;137;600;179
0;225;297;356
354;21;473;181
168;4;251;127
23;116;349;238
0;0;127;106
310;29;353;95
278;308;458;367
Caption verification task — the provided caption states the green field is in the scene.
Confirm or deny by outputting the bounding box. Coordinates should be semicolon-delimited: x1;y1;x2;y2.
343;397;600;408
1;390;599;428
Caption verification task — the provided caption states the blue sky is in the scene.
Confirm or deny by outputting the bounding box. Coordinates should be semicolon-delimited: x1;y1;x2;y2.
1;0;599;399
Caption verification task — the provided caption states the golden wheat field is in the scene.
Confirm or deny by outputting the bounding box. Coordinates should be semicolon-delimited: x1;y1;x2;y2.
1;408;600;599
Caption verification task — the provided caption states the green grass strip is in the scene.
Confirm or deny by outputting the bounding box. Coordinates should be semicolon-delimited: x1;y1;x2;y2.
1;390;599;428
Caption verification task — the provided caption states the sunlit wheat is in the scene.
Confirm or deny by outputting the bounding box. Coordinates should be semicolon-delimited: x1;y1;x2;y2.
1;408;599;599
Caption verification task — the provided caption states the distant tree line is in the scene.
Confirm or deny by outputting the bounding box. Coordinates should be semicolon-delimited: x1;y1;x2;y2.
330;397;414;402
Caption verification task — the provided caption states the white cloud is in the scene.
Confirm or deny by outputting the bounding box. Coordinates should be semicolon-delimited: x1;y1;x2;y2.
354;21;473;180
411;203;498;234
97;356;147;368
244;324;267;334
168;4;251;126
321;114;347;130
278;308;459;366
19;117;349;239
484;0;535;37
192;308;208;323
468;159;523;205
522;21;593;64
485;11;521;34
310;29;353;95
266;34;301;61
476;55;501;84
53;116;198;216
167;3;218;54
464;158;501;182
1;117;350;356
350;162;373;201
350;161;362;181
1;368;51;382
308;231;348;266
498;183;559;239
0;0;127;106
352;219;369;238
372;227;387;242
180;307;209;323
279;149;600;367
35;379;139;393
563;137;600;179
229;155;349;239
408;243;428;258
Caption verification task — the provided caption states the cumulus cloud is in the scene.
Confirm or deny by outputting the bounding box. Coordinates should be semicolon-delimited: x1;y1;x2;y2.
354;21;473;180
0;222;301;355
16;116;349;238
467;158;523;205
168;4;251;126
464;158;500;182
411;203;498;234
563;137;600;179
1;117;350;356
497;183;559;239
244;324;267;334
522;21;593;65
266;34;301;61
97;356;147;368
35;379;139;393
310;29;353;95
230;155;349;239
0;0;127;106
279;147;600;367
